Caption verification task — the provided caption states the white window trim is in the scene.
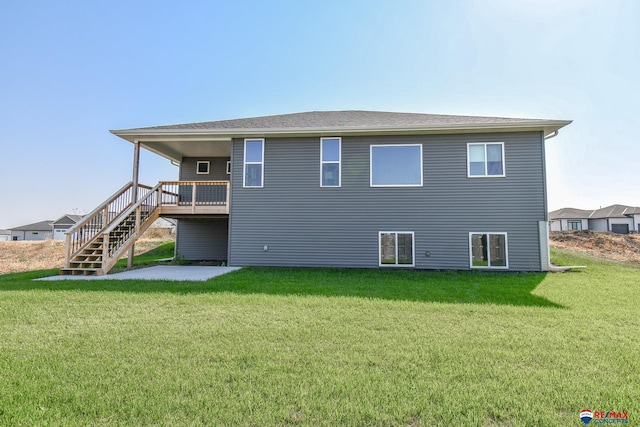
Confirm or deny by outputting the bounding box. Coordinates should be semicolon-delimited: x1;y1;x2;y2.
320;137;341;187
468;232;509;269
467;142;506;178
378;231;415;267
370;144;423;187
196;160;210;175
243;138;264;188
226;160;231;175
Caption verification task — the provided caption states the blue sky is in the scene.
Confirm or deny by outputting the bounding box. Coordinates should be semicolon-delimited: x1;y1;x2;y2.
1;0;638;228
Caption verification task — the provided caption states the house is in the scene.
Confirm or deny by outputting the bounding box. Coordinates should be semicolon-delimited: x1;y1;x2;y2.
61;110;571;275
550;205;640;234
52;214;83;240
588;205;640;234
10;220;53;241
548;208;592;231
150;217;177;234
0;229;11;241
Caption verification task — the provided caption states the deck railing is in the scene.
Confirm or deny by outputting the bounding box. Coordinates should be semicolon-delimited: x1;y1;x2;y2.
63;180;229;274
64;182;153;266
158;181;230;214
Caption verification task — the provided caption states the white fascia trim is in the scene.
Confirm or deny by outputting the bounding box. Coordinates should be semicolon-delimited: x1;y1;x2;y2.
370;144;423;187
468;232;509;270
110;120;573;141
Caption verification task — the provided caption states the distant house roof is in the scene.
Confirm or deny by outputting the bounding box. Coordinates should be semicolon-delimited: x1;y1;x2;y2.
550;204;640;220
589;204;640;219
111;110;572;162
0;229;10;235
10;220;53;232
53;214;83;225
549;208;593;220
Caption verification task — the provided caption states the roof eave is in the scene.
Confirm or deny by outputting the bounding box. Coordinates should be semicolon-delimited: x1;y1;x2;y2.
110;120;572;143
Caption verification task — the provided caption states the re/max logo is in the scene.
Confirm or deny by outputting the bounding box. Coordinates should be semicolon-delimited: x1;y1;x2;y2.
594;412;628;419
588;411;629;424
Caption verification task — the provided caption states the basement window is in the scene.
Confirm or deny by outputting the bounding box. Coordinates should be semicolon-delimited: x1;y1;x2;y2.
379;231;415;267
196;161;210;175
469;232;508;269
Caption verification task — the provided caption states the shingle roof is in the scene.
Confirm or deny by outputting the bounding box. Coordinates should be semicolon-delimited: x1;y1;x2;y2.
589;204;640;219
53;214;83;225
119;110;564;132
550;205;640;220
548;208;593;220
10;220;53;231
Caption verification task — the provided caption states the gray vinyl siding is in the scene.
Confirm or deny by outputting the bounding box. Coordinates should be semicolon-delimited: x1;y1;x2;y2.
180;157;230;181
176;218;229;261
228;132;547;271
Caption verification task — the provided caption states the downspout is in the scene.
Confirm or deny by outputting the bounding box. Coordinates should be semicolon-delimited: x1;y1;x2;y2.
542;129;560;270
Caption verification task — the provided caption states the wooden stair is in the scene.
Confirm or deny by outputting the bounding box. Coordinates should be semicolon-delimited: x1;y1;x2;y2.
61;182;161;276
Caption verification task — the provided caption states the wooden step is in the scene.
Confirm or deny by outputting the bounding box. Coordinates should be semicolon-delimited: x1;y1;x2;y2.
59;268;102;276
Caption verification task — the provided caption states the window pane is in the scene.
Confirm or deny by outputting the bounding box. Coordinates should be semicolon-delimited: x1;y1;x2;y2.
322;163;339;186
397;233;413;265
245;164;262;187
489;234;506;267
322;138;340;162
371;145;421;185
471;234;488;266
380;233;396;264
245;140;263;162
469;162;485;176
468;145;485;176
469;144;485;162
197;162;209;173
486;144;503;175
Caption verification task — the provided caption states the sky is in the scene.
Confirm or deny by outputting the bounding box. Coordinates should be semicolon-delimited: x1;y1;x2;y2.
1;0;638;228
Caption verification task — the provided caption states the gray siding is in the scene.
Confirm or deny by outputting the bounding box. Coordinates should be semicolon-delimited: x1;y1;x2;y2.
228;132;548;271
176;218;229;261
180;157;230;181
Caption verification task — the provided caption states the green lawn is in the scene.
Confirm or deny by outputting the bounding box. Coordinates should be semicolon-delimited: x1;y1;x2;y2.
0;249;638;426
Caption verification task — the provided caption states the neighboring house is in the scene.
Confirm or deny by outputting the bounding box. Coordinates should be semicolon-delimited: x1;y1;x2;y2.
62;110;571;275
52;215;84;240
150;217;177;234
550;205;640;234
548;208;592;231
588;205;640;234
0;229;11;241
10;220;53;241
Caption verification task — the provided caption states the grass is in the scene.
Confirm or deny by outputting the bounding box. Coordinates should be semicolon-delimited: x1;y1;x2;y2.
0;249;638;426
111;241;176;271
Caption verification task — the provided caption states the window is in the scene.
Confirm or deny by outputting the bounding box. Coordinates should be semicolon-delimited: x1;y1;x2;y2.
467;143;505;177
370;144;423;187
321;137;341;187
379;232;414;267
567;220;582;231
196;161;210;175
244;139;264;187
469;233;508;269
226;161;231;175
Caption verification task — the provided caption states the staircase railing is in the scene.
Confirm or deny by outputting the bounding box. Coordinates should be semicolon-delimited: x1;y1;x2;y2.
64;182;152;267
99;182;163;274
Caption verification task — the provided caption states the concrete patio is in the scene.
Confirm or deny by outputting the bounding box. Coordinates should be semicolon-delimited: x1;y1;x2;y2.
36;266;241;282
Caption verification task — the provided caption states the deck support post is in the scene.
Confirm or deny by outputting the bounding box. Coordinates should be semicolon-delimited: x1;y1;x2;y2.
128;141;141;269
